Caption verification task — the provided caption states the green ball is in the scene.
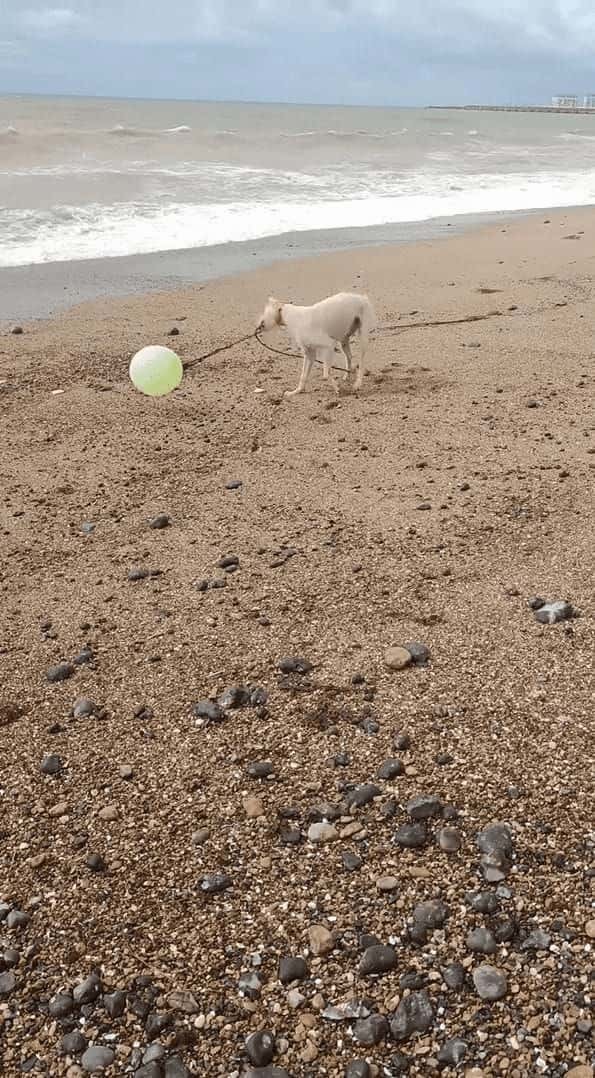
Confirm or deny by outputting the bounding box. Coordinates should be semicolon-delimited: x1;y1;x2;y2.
129;345;183;397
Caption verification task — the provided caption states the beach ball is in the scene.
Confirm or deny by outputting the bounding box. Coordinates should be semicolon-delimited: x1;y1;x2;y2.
129;345;183;397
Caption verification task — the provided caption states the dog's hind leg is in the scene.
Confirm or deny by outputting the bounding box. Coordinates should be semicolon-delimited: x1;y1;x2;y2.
285;347;314;398
341;338;353;382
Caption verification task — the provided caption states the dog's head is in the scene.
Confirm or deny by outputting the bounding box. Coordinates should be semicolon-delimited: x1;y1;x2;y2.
256;296;283;332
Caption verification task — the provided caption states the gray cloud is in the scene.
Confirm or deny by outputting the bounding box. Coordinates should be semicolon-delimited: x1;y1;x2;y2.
2;0;595;102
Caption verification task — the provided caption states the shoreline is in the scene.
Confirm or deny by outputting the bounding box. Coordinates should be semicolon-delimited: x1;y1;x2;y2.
0;207;535;324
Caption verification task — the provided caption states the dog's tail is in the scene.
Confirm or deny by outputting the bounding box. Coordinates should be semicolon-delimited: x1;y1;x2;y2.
358;294;376;353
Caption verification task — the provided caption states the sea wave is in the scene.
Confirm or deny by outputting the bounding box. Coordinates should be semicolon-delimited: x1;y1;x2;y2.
2;167;595;268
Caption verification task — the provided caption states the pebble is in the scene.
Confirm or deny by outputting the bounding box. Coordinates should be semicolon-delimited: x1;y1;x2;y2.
585;919;595;939
149;514;170;529
322;1000;370;1022
128;567;151;581
521;928;551;951
388;1054;411;1074
238;972;262;999
287;987;305;1009
472;964;508;1001
81;1045;115;1072
377;758;404;780
437;1038;468;1067
407;793;442;819
135;1065;162;1078
345;783;381;808
278;655;313;674
2;948;19;967
103;990;126;1018
248;761;275;779
403;641;431;665
85;852;107;873
81;522;95;535
246;1070;290;1078
41;753;63;776
47;662;75;683
439;825;462;852
72;698;97;718
49;991;74;1017
359;943;398;976
477;822;513;881
308;821;338;843
442;961;465;990
11;324;23;334
466;890;500;914
346;1063;370;1078
467;927;498;954
73;972;102;1006
309;924;334;956
192;699;224;723
394;822;427;848
166;989;200;1013
342;850;362;871
243;796;265;819
216;554;239;570
0;971;17;996
384;646;413;671
376;876;399;892
301;1042;319;1063
390;990;434;1040
199;873;232;894
393;732;411;751
119;764;134;780
7;909;30;928
246;1030;276;1067
225;479;243;490
73;648;94;666
354;1014;389;1045
413;900;449;930
164;1061;191;1078
534;600;575;624
566;1068;594;1078
61;1031;88;1055
98;805;119;821
279;956;308;984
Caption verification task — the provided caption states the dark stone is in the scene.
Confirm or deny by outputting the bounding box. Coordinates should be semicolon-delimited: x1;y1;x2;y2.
6;909;29;929
47;662;75;683
168;326;180;336
11;325;24;334
345;1063;370;1078
466;891;500;915
128;567;151;581
528;596;546;610
381;798;398;819
49;992;74;1018
477;822;513;882
73;972;102;1006
199;873;232;894
390;991;434;1040
103;990;127;1019
521;928;551;951
81;1046;115;1071
406;793;442;820
278;656;313;674
342;850;362;872
393;733;411;751
246;1069;289;1078
247;761;274;779
534;600;575;624
217;685;251;710
238;972;262;999
2;948;19;967
403;642;430;665
72;697;97;718
134;1064;163;1078
387;1053;411;1073
345;783;381;809
399;971;427;991
359;944;397;976
61;1030;88;1055
41;754;63;776
246;1030;276;1067
467;927;498;954
394;822;427;849
437;1037;468;1067
225;479;243;490
377;758;404;781
332;752;350;767
413;900;449;930
493;917;517;943
192;699;224;723
164;1060;191;1078
216;554;239;569
442;962;465;991
353;1014;389;1045
73;648;94;666
144;1012;170;1038
149;514;170;529
279;956;308;984
86;853;107;873
472;964;508;1001
0;971;17;996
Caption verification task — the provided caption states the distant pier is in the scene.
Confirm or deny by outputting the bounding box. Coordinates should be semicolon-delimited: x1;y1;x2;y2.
429;105;595;115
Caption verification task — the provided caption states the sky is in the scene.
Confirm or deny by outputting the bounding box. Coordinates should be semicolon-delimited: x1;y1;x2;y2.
2;1;595;106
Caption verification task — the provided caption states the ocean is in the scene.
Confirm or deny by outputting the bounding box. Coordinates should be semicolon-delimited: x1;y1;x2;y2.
2;95;595;269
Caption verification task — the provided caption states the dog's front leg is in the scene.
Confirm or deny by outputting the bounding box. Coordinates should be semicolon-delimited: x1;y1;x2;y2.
285;347;313;398
322;347;339;394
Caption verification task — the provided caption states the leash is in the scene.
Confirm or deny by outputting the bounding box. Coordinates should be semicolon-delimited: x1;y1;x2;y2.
181;307;507;373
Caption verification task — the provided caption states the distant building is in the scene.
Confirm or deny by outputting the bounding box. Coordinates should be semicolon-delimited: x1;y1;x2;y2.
552;95;579;107
583;94;595;108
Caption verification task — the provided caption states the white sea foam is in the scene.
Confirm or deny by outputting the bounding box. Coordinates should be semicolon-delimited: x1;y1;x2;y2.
2;168;595;267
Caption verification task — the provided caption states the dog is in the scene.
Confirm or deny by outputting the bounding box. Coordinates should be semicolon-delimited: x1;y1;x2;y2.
256;291;375;397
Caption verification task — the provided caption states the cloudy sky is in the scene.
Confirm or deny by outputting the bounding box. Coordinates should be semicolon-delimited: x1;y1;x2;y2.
2;1;595;105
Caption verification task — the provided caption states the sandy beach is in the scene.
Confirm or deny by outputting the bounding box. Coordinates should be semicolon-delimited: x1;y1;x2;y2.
0;209;593;1078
